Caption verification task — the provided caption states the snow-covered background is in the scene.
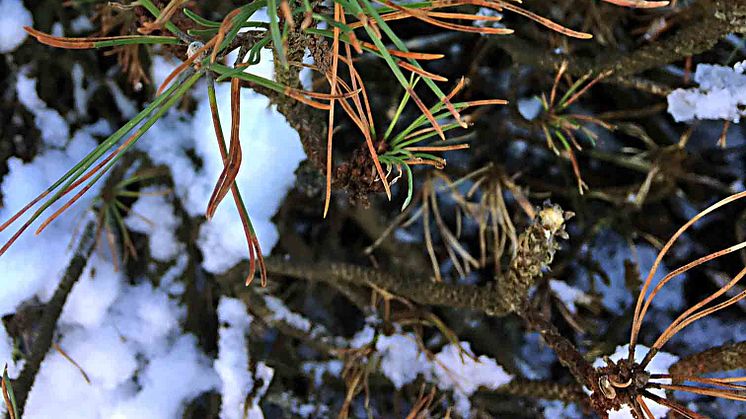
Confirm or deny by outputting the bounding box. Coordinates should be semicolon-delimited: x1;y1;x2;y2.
0;2;301;416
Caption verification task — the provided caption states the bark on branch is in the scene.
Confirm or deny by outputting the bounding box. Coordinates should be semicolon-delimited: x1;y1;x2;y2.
219;202;601;409
11;222;95;416
668;341;746;377
495;0;746;84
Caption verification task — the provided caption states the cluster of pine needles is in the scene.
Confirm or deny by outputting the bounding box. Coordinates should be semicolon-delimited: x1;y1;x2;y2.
1;0;672;286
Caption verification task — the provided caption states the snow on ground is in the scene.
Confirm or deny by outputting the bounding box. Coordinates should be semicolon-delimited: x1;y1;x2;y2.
59;254;122;329
667;61;746;123
540;400;582;418
355;326;512;417
0;0;32;53
24;254;219;419
276;392;330;418
0;22;302;417
0;324;19;380
105;78;138;119
16;68;70;148
670;315;746;356
374;332;431;389
261;294;336;342
350;324;376;348
0;126;99;317
124;189;183;262
215;298;253;419
6;167;276;418
549;279;591;314
0;55;108;391
432;342;512;416
215;297;274;419
263;295;312;334
592;344;678;419
9;6;735;419
345;322;514;416
585;230;684;316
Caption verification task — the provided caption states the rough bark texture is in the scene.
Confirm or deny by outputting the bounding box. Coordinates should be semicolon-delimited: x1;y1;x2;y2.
258;259;516;316
669;341;746;377
495;0;746;86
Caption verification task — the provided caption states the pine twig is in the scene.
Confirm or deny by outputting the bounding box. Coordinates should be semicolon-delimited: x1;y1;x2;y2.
11;222;96;416
669;341;746;377
497;203;574;314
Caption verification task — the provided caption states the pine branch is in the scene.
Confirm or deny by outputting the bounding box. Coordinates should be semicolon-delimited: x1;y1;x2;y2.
11;222;95;416
495;0;746;84
669;341;746;377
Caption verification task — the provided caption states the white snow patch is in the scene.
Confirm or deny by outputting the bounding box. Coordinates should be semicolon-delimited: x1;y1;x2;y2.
25;257;219;419
247;363;274;418
61;254;122;329
0;324;21;387
71;63;92;116
277;393;329;418
0;130;99;315
541;400;582;418
105;78;138;119
0;0;32;53
125;190;183;262
590;231;683;315
375;333;431;388
667;61;746;123
160;253;189;295
350;325;376;349
517;96;543;121
474;7;504;29
263;295;311;333
432;342;512;417
362;327;513;417
549;279;591;313
300;48;314;91
16;68;70;147
151;55;181;91
0;43;298;419
670;316;746;355
215;297;273;419
69;15;94;34
107;335;218;418
108;282;185;355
